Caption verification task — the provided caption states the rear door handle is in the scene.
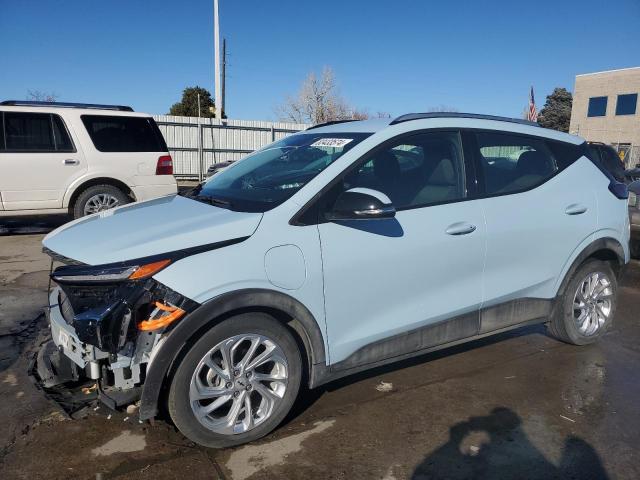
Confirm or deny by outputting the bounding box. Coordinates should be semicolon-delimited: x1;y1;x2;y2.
565;204;588;215
63;159;79;166
445;222;477;235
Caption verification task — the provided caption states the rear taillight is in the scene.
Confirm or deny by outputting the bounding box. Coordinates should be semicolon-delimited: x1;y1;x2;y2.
156;155;173;175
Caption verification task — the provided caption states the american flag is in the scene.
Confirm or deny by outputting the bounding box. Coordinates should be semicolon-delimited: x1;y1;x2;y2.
527;86;538;122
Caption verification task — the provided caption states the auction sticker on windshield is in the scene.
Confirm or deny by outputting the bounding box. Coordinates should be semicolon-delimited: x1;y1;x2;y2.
311;138;353;148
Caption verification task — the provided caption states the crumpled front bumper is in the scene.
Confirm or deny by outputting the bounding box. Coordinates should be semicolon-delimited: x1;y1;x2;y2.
33;249;200;415
48;288;108;378
35;286;149;411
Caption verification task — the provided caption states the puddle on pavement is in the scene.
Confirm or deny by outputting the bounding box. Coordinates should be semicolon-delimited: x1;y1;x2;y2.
225;419;336;480
92;430;147;456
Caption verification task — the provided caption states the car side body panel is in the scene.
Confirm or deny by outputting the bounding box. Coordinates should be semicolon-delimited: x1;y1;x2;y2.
481;157;600;307
318;199;486;364
0;113;88;210
153;202;328;356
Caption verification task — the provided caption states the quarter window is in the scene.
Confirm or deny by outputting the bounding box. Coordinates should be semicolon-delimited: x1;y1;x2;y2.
599;145;626;181
2;112;74;152
52;115;74;151
475;132;557;195
344;131;466;209
587;96;608;117
615;93;637;116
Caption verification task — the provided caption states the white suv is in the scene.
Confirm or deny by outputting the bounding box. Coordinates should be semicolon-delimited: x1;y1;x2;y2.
0;101;177;218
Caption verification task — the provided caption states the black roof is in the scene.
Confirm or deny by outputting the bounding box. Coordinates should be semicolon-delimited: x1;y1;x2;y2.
390;112;539;127
306;119;358;130
0;100;134;112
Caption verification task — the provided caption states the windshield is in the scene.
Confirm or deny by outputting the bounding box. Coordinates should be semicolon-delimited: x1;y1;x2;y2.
196;132;371;212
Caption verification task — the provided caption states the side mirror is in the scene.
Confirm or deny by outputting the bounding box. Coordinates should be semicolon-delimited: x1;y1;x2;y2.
325;188;395;221
629;180;640;195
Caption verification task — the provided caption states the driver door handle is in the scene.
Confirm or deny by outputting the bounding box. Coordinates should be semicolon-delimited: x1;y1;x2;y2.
565;204;588;215
445;222;477;236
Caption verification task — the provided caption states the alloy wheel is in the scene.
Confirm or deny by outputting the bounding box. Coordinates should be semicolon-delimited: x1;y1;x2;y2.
189;333;288;435
83;193;120;215
572;271;613;336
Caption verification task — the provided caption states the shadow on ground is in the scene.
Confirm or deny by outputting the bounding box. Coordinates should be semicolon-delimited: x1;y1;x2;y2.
412;407;608;480
0;215;69;236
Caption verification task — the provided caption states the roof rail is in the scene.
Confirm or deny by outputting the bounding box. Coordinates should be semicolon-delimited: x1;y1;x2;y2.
390;112;539;127
0;100;134;112
305;119;357;130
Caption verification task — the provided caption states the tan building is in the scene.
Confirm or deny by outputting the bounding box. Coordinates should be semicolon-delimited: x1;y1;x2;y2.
569;67;640;167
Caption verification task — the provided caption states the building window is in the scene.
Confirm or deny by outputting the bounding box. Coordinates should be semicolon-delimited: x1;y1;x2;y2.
587;96;608;117
615;93;637;116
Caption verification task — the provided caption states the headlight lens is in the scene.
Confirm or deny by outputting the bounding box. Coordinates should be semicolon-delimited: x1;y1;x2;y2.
52;259;171;284
629;191;637;208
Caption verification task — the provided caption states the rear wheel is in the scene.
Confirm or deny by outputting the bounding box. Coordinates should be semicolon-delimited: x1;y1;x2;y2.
548;259;617;345
72;184;130;218
168;313;302;448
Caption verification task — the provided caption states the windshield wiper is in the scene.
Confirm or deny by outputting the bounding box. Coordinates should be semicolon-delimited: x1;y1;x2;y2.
195;195;233;209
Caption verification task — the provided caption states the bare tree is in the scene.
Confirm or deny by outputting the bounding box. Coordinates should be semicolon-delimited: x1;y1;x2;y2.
276;67;361;124
425;105;459;113
349;109;392;120
27;90;58;102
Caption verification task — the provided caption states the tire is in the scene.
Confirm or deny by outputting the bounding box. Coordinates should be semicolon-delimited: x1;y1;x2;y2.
631;240;640;260
72;184;130;219
547;259;617;345
168;313;302;448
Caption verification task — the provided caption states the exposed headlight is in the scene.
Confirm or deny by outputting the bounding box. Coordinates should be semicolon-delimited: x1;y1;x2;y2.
52;259;171;284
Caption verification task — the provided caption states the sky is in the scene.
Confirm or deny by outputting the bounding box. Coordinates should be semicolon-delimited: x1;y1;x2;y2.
1;0;639;121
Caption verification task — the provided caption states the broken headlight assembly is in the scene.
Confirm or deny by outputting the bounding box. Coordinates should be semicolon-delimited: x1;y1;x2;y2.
52;257;198;354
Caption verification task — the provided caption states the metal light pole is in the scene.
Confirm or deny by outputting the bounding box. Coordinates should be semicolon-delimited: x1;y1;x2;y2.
213;0;222;119
221;37;226;118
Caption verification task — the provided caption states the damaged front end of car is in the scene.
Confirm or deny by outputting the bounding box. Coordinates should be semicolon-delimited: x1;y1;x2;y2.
34;252;198;412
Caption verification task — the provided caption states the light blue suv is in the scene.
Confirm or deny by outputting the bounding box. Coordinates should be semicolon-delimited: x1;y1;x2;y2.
40;113;630;447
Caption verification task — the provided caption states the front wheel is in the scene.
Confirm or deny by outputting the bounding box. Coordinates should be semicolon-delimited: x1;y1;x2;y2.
548;259;617;345
168;313;302;448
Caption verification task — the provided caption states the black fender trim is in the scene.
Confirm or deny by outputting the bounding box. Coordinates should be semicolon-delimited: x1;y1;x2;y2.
139;288;326;420
557;237;625;298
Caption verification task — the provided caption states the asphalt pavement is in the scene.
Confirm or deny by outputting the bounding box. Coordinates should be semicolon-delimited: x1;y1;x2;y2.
1;215;639;480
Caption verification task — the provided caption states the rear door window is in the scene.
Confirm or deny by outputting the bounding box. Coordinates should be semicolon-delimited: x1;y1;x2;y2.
81;115;167;152
475;132;557;195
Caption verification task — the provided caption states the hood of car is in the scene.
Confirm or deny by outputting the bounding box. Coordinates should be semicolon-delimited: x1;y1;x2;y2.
43;195;262;265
